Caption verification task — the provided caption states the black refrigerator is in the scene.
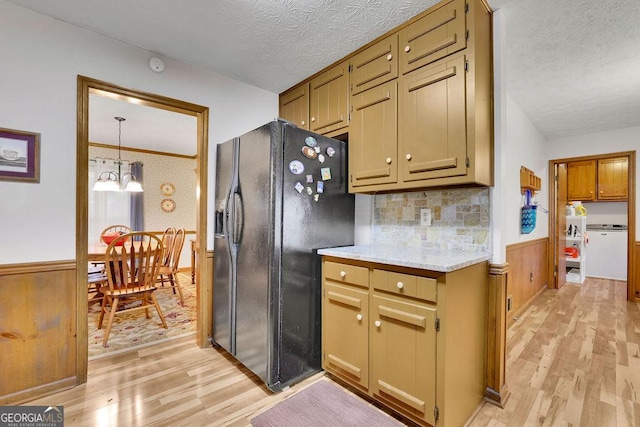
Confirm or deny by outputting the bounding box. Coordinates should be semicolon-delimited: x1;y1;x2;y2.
213;120;355;391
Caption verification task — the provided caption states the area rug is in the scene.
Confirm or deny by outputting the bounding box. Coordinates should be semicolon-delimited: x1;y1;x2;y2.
251;380;405;427
88;273;196;359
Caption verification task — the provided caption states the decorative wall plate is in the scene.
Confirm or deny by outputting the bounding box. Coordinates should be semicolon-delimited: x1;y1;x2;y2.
161;198;176;213
160;182;175;196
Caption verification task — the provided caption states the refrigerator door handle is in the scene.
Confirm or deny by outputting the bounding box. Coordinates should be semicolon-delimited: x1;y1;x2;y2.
232;191;244;245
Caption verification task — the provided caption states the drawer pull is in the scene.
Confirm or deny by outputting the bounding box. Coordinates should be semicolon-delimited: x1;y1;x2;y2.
327;291;362;309
377;379;425;412
327;354;361;379
396;281;404;289
378;305;426;328
375;320;382;328
340;270;347;278
387;54;393;61
356;314;363;321
404;45;411;53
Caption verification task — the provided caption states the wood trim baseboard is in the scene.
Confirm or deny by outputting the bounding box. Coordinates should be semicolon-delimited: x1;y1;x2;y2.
1;377;77;406
486;262;510;407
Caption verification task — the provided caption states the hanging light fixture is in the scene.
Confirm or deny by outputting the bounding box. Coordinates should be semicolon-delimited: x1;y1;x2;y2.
93;117;143;192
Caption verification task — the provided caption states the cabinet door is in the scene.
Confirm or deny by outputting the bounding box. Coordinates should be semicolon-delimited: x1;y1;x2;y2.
279;83;309;130
399;0;466;75
350;81;398;189
350;34;398;95
309;61;349;134
371;294;436;425
567;160;596;201
597;157;628;200
323;283;369;390
399;54;467;182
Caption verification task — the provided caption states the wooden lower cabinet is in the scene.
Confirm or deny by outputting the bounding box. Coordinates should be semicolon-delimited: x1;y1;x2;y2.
322;257;488;426
371;294;437;425
323;282;369;390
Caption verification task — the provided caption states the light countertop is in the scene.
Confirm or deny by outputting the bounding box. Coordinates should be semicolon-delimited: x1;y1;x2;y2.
317;244;491;272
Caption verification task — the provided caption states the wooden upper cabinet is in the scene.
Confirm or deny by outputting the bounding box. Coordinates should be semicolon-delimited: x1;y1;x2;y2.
350;34;399;96
567;157;628;202
349;81;398;189
567;160;596;201
399;53;467;182
399;0;467;75
597;157;628;200
309;60;350;135
279;83;309;130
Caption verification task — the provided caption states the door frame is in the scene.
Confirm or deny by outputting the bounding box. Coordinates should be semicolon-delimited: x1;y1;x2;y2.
548;151;636;301
76;76;210;382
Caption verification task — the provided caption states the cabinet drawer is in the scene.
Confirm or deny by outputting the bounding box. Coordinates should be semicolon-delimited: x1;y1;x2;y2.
399;0;466;75
350;34;398;95
324;261;369;288
372;269;437;303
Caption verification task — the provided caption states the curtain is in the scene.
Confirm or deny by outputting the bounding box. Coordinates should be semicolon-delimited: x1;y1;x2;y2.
88;158;131;243
130;161;144;232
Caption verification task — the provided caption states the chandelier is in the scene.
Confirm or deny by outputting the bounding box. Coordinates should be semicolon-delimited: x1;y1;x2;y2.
92;117;143;192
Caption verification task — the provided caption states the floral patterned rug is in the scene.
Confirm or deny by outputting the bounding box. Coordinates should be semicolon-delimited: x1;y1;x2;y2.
88;273;197;359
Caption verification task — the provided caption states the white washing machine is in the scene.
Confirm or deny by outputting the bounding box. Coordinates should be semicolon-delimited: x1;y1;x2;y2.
585;224;627;280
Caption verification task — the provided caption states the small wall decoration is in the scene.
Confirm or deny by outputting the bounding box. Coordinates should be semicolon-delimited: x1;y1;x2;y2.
161;198;176;213
160;182;175;196
0;127;40;182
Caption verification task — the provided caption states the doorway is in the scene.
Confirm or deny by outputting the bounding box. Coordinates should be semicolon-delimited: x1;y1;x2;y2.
548;151;636;301
76;76;210;382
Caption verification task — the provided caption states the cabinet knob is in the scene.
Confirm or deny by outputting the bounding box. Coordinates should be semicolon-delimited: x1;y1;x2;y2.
405;153;412;160
301;120;305;126
387;54;393;61
356;314;363;321
374;320;382;328
386;157;392;164
396;281;404;289
311;117;316;122
340;271;346;278
404;45;411;53
600;191;603;194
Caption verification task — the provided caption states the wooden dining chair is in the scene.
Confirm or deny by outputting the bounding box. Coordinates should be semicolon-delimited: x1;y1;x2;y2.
98;231;167;348
87;264;107;305
159;227;177;267
157;227;186;305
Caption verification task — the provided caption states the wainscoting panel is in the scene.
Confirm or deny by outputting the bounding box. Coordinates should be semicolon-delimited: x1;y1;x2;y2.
0;261;77;404
506;238;549;328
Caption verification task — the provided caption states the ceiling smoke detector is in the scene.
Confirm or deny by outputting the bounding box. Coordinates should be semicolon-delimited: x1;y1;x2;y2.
149;57;165;73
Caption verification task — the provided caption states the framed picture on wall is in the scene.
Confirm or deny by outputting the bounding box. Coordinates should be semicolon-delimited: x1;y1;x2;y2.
0;127;40;183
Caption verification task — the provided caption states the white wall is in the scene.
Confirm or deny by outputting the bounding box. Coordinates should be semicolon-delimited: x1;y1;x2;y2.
0;1;278;264
504;95;549;244
546;125;640;240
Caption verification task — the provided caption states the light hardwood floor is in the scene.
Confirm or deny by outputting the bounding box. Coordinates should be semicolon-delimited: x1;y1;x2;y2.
470;277;640;427
25;277;639;426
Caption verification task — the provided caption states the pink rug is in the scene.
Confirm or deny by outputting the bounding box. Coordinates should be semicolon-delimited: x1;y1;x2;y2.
251;380;406;427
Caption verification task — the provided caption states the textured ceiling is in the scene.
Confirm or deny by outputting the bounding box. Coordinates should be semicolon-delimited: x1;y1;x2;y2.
491;0;640;139
6;0;640;144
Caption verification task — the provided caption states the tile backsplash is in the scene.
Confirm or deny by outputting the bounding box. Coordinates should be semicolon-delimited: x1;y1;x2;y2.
373;188;490;252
